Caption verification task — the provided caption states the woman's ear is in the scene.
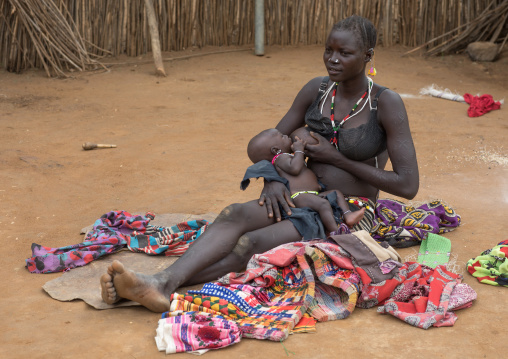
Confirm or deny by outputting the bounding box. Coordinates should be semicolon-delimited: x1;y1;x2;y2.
365;48;374;63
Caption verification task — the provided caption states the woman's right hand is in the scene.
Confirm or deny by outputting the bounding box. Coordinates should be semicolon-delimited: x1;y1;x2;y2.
259;180;295;221
305;132;343;165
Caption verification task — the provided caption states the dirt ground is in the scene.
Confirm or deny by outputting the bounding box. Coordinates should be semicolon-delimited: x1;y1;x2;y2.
1;44;507;359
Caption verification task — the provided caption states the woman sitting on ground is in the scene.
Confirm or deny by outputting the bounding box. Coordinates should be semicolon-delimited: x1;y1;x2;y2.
100;15;419;312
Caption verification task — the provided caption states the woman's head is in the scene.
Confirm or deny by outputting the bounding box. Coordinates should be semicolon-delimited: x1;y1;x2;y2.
247;129;293;163
332;15;377;51
323;15;377;82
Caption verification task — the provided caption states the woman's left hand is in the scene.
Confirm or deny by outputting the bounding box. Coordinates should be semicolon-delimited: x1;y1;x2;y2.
304;132;343;164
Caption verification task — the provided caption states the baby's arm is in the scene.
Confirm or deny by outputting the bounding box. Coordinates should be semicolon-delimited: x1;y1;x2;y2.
275;137;307;176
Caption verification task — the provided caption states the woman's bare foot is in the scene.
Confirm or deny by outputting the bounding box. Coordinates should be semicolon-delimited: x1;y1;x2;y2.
344;207;366;228
99;260;171;312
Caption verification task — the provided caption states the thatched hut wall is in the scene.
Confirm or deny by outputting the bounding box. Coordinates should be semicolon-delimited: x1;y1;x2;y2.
0;0;504;76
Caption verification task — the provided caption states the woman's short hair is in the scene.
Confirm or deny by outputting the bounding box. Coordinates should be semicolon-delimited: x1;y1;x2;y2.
332;15;377;50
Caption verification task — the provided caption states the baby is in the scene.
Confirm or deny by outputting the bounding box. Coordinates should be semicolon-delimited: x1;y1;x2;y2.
247;128;365;232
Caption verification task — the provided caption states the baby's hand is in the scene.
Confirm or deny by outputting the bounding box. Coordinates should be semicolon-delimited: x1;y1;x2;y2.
291;136;306;152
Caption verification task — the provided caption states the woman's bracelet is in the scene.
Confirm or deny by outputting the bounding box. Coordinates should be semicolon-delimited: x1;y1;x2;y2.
294;150;306;155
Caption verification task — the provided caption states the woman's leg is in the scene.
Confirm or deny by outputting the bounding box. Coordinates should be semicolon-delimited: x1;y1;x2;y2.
182;218;301;285
100;200;300;311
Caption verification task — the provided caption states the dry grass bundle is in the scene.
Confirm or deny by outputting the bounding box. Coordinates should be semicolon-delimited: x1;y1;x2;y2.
1;0;104;77
404;0;508;56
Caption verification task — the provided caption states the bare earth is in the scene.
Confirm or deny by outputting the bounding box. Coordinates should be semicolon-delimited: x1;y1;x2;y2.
1;45;507;359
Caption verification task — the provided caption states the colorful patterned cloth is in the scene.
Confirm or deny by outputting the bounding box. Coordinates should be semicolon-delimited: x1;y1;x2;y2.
370;199;461;248
376;264;465;329
167;240;360;341
25;211;208;273
155;311;241;354
290;313;317;333
166;240;474;343
358;262;476;329
467;239;508;287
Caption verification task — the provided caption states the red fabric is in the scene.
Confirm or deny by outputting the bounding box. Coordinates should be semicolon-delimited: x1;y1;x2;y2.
363;263;463;329
463;93;501;117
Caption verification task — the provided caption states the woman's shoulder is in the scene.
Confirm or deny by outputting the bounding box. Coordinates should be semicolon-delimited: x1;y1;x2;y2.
302;76;329;89
374;86;405;114
374;85;409;127
298;76;331;99
374;85;403;104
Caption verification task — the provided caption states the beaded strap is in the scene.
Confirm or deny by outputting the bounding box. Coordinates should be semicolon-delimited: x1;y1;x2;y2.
346;197;374;214
291;191;319;199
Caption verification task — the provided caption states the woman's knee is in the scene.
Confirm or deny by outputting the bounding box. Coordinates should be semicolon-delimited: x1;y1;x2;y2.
231;233;258;264
215;202;250;223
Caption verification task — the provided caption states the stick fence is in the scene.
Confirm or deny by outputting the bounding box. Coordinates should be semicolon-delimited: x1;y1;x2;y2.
1;0;505;76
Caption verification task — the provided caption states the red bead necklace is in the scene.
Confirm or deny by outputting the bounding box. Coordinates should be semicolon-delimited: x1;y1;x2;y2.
329;81;371;149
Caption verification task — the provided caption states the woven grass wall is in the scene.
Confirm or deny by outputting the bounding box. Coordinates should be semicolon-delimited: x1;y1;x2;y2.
0;0;504;76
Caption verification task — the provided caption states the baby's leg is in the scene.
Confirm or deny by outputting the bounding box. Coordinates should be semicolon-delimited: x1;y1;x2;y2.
323;190;365;227
293;194;338;233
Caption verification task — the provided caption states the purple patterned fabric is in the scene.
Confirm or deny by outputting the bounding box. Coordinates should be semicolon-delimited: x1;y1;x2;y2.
371;199;461;248
26;211;153;273
26;211;208;274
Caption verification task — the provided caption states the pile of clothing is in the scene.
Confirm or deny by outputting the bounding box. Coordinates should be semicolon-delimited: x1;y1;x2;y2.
155;230;476;354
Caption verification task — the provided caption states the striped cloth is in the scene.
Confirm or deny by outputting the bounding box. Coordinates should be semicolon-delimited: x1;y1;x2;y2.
26;211;208;273
167;240;360;341
128;220;209;256
155;311;241;354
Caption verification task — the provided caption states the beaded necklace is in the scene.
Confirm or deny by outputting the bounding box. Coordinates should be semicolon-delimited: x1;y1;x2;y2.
329;78;373;149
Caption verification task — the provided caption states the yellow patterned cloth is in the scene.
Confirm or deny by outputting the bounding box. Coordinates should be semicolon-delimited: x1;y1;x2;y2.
370;199;461;248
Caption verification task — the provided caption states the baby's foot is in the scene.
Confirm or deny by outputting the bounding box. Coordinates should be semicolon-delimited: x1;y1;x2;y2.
344;207;366;228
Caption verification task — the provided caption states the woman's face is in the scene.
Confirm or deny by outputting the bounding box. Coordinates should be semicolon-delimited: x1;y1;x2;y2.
323;29;369;83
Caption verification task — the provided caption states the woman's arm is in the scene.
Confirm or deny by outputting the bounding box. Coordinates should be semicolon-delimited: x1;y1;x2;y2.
275;77;324;135
306;90;419;199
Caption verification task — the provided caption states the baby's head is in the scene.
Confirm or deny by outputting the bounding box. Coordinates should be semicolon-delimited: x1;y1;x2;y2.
247;128;293;163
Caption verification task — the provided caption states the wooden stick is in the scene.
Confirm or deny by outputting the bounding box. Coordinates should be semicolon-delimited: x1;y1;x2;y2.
144;0;166;76
82;142;117;151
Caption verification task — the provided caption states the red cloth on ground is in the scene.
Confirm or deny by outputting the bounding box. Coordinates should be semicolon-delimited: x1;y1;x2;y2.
463;93;501;117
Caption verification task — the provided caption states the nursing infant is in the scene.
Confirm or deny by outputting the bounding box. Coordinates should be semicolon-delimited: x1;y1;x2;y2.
247;127;365;233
